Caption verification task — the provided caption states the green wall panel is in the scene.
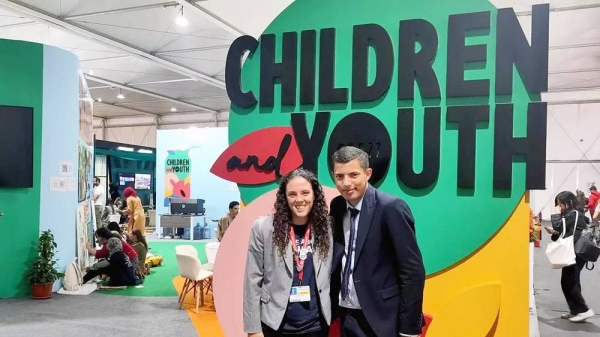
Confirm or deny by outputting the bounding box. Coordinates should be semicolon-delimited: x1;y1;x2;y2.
0;39;43;298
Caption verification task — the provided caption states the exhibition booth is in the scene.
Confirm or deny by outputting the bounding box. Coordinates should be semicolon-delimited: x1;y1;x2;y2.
94;139;156;207
0;38;95;298
155;127;240;239
0;0;560;336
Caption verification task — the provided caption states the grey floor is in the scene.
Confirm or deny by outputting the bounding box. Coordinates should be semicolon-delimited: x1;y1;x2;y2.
0;293;198;337
534;222;600;336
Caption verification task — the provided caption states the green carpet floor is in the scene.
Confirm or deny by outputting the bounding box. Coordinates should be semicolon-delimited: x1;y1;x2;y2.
99;241;208;297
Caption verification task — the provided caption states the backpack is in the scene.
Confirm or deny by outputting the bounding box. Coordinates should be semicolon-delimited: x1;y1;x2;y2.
62;260;84;291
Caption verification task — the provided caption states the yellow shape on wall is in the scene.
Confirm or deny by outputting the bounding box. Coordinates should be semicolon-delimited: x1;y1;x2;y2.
426;283;501;336
423;194;529;337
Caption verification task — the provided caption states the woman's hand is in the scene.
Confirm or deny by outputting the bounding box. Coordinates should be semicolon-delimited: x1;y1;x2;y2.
544;226;557;234
248;334;264;337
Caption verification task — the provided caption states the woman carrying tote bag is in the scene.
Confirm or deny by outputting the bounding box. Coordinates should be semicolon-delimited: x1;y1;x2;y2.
544;191;594;322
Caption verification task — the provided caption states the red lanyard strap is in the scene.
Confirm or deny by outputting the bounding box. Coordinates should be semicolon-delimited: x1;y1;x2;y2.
289;224;311;284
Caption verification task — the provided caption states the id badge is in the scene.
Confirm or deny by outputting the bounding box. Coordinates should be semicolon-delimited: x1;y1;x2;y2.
289;286;311;302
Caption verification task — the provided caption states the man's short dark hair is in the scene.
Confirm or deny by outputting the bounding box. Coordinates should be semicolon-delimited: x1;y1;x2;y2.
94;176;100;183
591;185;597;191
229;201;240;210
331;146;369;170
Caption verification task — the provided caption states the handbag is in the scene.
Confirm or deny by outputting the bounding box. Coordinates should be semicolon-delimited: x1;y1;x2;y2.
575;228;600;262
545;212;577;269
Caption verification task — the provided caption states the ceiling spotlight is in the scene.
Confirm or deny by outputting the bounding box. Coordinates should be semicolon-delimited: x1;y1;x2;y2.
170;106;177;112
117;89;124;99
175;6;188;26
95;98;102;103
88;70;94;75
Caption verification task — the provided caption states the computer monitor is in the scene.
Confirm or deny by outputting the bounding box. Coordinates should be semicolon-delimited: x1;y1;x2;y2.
135;173;151;190
118;174;134;187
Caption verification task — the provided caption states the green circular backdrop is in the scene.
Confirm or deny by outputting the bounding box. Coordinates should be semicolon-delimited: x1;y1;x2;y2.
229;0;535;275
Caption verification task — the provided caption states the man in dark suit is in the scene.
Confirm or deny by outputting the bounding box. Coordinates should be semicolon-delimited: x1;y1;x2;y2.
329;146;426;337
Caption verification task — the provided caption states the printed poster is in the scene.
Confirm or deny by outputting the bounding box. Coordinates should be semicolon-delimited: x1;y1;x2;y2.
76;200;96;271
78;142;93;202
164;148;191;207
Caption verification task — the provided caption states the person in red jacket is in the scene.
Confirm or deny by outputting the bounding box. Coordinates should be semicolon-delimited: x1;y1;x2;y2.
86;227;138;270
586;186;600;217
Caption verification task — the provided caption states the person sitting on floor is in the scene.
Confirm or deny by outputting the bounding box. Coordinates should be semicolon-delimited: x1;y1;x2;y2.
86;227;138;272
107;221;128;241
84;237;140;286
130;229;149;278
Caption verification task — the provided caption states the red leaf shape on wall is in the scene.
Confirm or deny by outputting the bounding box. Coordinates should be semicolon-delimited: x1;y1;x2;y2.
210;126;303;184
328;314;432;337
422;314;433;336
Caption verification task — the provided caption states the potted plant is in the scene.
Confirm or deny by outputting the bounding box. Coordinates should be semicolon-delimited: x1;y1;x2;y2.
26;230;64;299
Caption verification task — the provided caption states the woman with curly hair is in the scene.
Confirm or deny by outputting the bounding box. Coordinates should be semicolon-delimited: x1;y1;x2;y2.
243;168;333;337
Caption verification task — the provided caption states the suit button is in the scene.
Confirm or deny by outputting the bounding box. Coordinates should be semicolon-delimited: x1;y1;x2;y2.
319;289;322;293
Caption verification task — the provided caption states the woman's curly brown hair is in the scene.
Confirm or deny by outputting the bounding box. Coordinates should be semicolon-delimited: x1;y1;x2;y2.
272;168;331;260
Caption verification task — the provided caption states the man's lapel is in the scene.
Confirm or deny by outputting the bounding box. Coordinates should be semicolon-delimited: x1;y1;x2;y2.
332;198;346;268
354;185;377;264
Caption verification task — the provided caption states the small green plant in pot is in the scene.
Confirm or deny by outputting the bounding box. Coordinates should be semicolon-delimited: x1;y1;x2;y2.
27;230;64;299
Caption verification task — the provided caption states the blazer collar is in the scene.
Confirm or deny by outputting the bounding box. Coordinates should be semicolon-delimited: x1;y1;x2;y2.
353;184;377;264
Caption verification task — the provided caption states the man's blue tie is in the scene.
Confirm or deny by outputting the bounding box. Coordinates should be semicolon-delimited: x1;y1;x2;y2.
342;207;360;301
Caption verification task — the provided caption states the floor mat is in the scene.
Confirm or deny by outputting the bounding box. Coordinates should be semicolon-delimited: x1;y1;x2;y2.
173;275;224;337
99;241;208;297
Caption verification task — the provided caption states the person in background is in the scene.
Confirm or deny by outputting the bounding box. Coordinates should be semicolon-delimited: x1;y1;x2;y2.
130;229;149;278
86;227;138;270
109;182;120;202
100;198;118;227
93;177;106;228
586;185;600;218
217;201;240;241
576;190;587;213
107;221;128;241
329;146;426;337
84;237;139;286
244;169;333;337
122;187;146;235
544;191;594;322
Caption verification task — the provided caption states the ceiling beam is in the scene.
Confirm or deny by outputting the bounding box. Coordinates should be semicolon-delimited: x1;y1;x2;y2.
550;41;600;51
64;2;178;20
94;119;227;129
96;108;228;120
88;77;194;89
154;44;231;55
95;102;162;117
86;74;218;113
517;3;600;16
548;85;600;93
0;0;226;90
0;20;37;29
174;0;245;36
79;55;130;62
549;68;600;75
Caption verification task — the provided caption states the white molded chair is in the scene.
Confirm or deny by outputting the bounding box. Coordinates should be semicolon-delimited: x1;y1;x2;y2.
176;244;198;256
175;252;214;313
205;242;220;265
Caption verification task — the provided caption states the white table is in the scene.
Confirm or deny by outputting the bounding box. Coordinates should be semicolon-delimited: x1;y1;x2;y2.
158;214;206;240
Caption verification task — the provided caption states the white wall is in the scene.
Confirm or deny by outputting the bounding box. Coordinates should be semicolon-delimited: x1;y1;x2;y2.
530;102;600;219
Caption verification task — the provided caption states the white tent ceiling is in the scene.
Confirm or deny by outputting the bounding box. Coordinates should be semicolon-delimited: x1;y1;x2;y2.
0;0;598;128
